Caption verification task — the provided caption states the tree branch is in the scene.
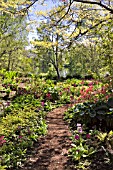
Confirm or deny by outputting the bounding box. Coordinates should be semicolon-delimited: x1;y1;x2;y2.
56;0;73;24
21;0;38;12
73;0;113;14
68;17;112;48
0;0;39;15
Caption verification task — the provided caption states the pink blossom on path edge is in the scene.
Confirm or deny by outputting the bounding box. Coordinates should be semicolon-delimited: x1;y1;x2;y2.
0;136;4;141
75;135;80;140
86;134;91;139
19;135;22;139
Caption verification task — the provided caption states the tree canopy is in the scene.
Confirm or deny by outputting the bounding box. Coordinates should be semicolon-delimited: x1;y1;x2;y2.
0;0;113;81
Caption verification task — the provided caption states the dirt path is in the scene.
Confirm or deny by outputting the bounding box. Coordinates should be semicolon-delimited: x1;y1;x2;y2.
21;105;74;170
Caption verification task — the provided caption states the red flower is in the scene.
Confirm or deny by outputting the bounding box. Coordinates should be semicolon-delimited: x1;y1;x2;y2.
80;89;84;95
86;86;93;93
46;93;51;99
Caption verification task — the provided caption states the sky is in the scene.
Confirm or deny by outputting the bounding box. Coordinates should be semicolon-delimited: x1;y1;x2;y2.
27;0;59;42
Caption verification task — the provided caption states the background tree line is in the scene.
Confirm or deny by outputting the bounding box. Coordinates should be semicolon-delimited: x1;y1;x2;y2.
0;0;112;82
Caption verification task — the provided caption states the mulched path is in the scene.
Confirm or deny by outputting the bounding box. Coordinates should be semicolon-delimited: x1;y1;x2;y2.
21;105;75;170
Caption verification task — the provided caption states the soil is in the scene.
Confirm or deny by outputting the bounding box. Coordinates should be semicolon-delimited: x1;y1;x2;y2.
10;104;113;170
21;105;75;170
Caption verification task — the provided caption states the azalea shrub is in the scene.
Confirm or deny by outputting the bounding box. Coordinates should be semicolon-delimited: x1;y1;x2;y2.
57;79;112;104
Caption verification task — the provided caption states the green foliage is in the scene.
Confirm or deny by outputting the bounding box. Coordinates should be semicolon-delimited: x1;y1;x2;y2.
4;94;41;113
69;126;97;161
64;100;113;131
0;94;47;168
0;74;113;169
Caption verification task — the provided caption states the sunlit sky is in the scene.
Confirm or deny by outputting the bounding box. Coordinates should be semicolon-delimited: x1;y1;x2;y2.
28;0;59;42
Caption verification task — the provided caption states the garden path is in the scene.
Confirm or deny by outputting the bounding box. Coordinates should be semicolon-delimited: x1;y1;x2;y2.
21;105;75;170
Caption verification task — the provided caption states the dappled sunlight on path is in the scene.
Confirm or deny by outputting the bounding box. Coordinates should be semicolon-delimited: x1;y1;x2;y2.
21;106;75;170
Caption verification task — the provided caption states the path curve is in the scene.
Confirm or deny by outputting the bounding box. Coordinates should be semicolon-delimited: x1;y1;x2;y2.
21;105;74;170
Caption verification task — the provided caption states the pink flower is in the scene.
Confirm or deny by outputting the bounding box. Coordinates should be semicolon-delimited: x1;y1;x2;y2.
41;101;45;106
6;102;10;106
0;140;6;146
72;84;76;87
0;136;4;141
0;136;6;146
77;127;83;133
19;135;22;139
59;92;62;95
70;96;73;100
105;95;109;100
27;128;31;134
18;126;21;130
1;140;6;144
75;135;80;140
86;134;90;139
81;81;84;85
88;82;93;86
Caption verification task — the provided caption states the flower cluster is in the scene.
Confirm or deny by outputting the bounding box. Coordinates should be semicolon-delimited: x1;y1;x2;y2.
75;123;90;141
0;136;6;146
70;123;94;161
76;83;112;103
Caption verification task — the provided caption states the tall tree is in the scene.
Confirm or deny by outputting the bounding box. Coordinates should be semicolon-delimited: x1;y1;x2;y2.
0;10;29;71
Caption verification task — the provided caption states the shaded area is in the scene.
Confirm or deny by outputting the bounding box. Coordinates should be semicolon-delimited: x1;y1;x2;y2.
85;150;113;170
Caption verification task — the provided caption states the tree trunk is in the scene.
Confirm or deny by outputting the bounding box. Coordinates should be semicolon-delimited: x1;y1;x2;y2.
7;53;11;71
55;33;60;80
55;66;60;80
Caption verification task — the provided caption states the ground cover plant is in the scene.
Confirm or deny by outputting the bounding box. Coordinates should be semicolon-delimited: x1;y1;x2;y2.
0;76;61;169
0;95;48;169
64;80;113;169
0;73;113;169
